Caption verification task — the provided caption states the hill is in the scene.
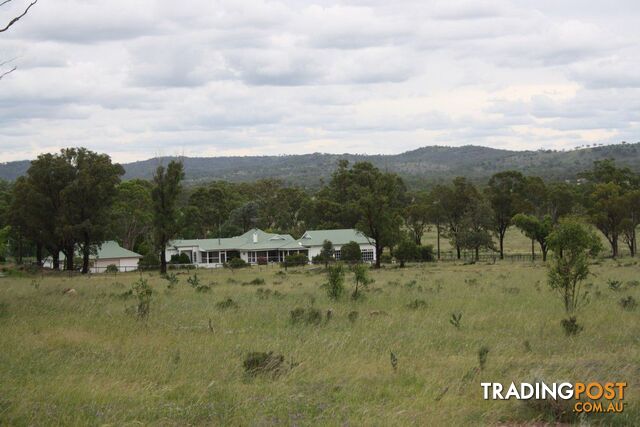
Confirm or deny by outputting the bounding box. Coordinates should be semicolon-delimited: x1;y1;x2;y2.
2;143;640;188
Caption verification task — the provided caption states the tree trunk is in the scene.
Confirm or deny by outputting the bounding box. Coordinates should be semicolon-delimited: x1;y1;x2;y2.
65;245;74;271
475;247;479;261
612;235;618;258
52;253;59;270
456;245;461;260
81;233;90;274
160;236;167;274
16;232;23;264
374;243;382;269
436;224;441;261
530;238;535;261
36;243;43;266
499;231;505;260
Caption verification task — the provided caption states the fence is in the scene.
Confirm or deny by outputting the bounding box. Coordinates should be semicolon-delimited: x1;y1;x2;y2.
435;252;540;263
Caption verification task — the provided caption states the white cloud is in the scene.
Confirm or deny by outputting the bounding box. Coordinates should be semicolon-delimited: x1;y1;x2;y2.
0;0;639;163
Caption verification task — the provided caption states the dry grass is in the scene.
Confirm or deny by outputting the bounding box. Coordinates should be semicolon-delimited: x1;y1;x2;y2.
0;259;638;425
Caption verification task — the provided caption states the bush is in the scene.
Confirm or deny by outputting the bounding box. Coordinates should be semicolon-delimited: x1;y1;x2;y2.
560;316;583;336
380;253;392;264
326;263;345;300
138;252;159;269
105;264;119;273
608;279;623;291
289;307;322;325
227;258;248;269
257;256;268;265
132;278;152;320
216;298;238;309
284;254;308;267
243;277;265;286
170;253;191;265
619;296;637;311
243;351;285;377
407;299;427;309
417;245;435;262
340;241;362;264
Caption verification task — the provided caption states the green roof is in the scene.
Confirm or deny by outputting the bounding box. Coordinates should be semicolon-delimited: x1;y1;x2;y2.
57;241;142;261
170;229;300;252
298;229;373;246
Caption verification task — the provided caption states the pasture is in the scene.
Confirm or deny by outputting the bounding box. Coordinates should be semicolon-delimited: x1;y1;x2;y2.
0;260;638;425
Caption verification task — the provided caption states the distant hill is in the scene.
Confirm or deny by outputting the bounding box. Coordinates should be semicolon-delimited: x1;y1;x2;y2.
2;143;640;188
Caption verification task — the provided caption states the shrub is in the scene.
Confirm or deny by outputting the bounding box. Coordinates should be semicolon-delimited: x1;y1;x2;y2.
619;296;637;311
407;299;427;309
243;277;265;286
138;252;159;269
289;307;322;325
326;263;345;300
164;273;179;289
132;278;152;320
450;312;462;329
395;240;419;267
478;346;489;370
187;272;201;288
380;253;392;264
340;241;362;264
243;351;285;377
105;264;119;273
352;263;370;299
348;311;359;323
417;245;435;262
227;258;248;269
216;298;238;309
257;256;268;265
608;279;623;291
560;316;583;336
170;253;191;265
284;254;308;267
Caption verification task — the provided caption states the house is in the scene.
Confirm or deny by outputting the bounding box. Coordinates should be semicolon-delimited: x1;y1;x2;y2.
166;228;375;267
298;229;376;262
43;241;142;273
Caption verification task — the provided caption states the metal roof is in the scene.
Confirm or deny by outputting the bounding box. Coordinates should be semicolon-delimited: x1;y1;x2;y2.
298;229;373;246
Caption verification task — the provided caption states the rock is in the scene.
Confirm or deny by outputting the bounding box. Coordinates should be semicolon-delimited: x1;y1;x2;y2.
63;288;77;296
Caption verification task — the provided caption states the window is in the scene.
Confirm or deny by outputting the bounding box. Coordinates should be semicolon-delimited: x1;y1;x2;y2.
248;251;257;263
334;250;341;260
207;251;220;264
362;249;374;262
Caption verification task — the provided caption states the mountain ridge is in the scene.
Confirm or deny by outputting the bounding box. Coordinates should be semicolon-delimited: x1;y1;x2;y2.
2;143;640;188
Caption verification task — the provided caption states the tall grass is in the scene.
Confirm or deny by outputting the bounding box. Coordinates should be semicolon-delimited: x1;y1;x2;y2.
0;260;638;425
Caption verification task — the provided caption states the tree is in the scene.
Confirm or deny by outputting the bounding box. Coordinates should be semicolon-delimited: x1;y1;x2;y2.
587;182;626;258
512;213;553;261
340;240;362;264
454;193;495;261
546;217;602;314
404;191;431;245
395;239;418;267
60;148;124;274
319;162;406;268
486;171;526;259
318;239;334;267
352;263;369;299
546;182;575;224
428;185;448;260
111;179;153;251
152;161;185;274
621;190;640;256
18;152;76;270
438;177;476;259
227;201;259;233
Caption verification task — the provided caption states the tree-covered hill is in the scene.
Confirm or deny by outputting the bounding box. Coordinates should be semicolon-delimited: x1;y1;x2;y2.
2;143;640;188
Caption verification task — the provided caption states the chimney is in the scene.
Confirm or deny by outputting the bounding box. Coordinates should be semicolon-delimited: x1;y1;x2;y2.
253;232;258;243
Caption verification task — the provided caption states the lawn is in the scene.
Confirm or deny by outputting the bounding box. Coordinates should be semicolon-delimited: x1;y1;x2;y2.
0;260;638;425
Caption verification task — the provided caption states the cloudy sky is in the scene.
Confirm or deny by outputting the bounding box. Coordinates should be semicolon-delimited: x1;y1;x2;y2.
1;0;639;163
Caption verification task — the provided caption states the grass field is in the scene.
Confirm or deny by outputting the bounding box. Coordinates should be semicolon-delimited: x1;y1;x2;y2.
1;259;639;426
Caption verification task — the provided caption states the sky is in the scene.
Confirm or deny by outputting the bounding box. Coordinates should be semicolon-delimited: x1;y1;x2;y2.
1;0;639;163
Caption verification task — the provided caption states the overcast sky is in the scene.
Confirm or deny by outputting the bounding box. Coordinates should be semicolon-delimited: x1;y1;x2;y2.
1;0;639;163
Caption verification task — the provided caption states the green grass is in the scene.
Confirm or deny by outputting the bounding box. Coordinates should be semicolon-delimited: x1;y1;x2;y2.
1;261;639;425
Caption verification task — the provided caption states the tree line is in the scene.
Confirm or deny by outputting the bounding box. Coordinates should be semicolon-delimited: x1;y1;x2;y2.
0;148;639;272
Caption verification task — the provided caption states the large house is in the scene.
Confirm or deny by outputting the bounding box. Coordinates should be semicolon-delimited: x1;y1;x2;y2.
166;228;375;267
43;241;142;273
